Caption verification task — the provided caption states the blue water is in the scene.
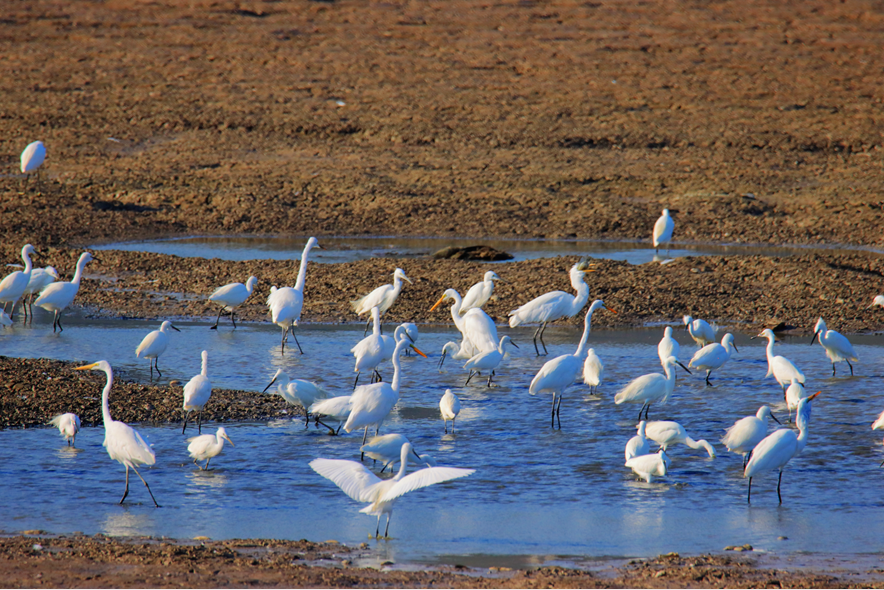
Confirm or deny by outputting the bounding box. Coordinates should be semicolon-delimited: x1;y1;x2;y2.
2;313;884;568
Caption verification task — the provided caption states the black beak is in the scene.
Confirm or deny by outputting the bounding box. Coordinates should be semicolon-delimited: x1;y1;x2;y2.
770;412;781;425
733;343;739;353
677;361;692;375
171;325;181;332
810;331;819;345
262;377;278;393
438;350;447;369
511;341;520;349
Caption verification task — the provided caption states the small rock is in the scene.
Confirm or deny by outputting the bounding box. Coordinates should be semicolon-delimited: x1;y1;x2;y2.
381;560;394;566
431;245;513;261
777;536;788;541
341;559;351;566
193;536;210;541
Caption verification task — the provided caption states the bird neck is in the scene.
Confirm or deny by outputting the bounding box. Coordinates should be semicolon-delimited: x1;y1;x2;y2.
71;256;88;286
390;341;408;393
448;294;465;331
201;355;208;377
294;242;315;292
765;335;775;359
574;310;594;357
394;451;410;480
571;282;590;315
21;250;33;275
372;311;381;335
101;366;114;426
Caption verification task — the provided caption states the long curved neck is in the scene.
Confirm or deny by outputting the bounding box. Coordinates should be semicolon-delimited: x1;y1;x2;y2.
664;363;676;387
765;335;775;360
71;256;88;286
294;242;314;292
570;280;589;315
372;311;381;335
390;343;406;394
201;354;208;377
574;311;594;357
448;293;465;331
101;366;114;425
21;250;33;275
497;337;507;354
394;450;410;481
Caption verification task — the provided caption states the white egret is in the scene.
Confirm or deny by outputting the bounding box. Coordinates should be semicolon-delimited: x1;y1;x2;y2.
440;389;461;433
263;369;330;425
873;410;884;458
625;449;670;483
187;427;234;470
74;361;159;507
508;260;594;355
582;347;604;394
0;310;11;328
460;270;501;313
48;413;81;447
352;312;426;387
438;341;468;371
208;275;257;329
652;208;674;255
625;420;651;461
657;326;680;368
871;295;884;308
464;335;518;387
309;442;474;538
754;328;805;393
683;315;715;347
430;288;499;356
33;252;93;332
310;395;353;434
360;434;436;472
267;237;320;353
745;392;820;504
182;350;212;434
811;317;858;376
529;300;614;428
614;356;691;421
351;268;412;335
721;406;780;467
135;320;180;379
785;378;807;422
0;244;36;318
645;420;716;457
20;141;46;177
401;322;419;355
20;265;58;321
688;333;738;386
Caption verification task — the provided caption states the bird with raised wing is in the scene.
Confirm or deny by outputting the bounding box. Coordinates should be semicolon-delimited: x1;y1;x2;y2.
48;413;81;447
360;434;436;472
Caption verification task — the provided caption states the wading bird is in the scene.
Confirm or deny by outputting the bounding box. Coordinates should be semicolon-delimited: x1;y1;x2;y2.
615;356;691;421
785;378;807;422
48;413;80;447
657;326;680;367
625;420;651;462
20;140;45;179
811;317;858;376
208;276;257;329
135;320;180;379
267;237;320;353
683;315;715;347
263;369;330;425
754;328;805;393
430;288;499;358
310;395;353;434
187;427;234;470
460;271;501;313
688;333;738;386
464;335;518;387
440;389;461;433
625;449;670;483
20;265;58;321
721;406;780;467
645;420;716;457
351;268;412;335
582;348;604;394
652;208;674;255
0;244;36;319
182;350;212;434
360;434;435;472
33;252;93;332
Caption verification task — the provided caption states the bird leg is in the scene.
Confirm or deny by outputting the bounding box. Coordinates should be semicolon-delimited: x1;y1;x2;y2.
832;364;836;377
777;470;783;504
532;323;547;356
550;393;557;428
182;411;190;434
464;370;475;386
154;358;163;379
55;311;64;332
132;465;160;508
538;322;549;356
747;477;752;504
444;420;448;434
280;326;287;353
120;466;130;504
451;418;456;433
289;325;304;354
555;394;563;429
210;307;224;330
360;427;369;460
204;459;210;470
705;371;712;386
314;418;337;435
197;410;202;434
353;373;360;388
487;370;495;387
383;514;391;538
643;403;650;421
847;360;854;376
231;311;237;330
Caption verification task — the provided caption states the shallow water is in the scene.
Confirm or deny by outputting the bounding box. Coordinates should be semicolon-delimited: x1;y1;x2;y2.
89;235;880;265
3;314;884;567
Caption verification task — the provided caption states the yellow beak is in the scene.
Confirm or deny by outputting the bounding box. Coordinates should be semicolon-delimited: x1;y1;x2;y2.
74;362;100;371
429;295;447;312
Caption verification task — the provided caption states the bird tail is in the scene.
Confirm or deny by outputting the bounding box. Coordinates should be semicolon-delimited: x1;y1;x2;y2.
47;414;64;427
350;294;369;314
507;311;521;328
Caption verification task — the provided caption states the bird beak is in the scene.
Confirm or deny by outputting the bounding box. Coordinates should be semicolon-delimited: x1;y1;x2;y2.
411;449;423;462
438;350;447;369
810;331;819;345
223;435;235;447
770;412;781;425
429;295;447;312
74;362;100;371
606;307;618;314
171;325;181;332
510;341;520;349
677;361;692;375
262;376;278;393
733;343;739;353
404;275;413;284
410;345;428;358
808;391;822;401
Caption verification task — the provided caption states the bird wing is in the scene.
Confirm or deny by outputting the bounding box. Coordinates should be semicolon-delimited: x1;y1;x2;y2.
460;282;489;311
379;467;475;503
462;310;499;352
689;343;717;367
309;458;382;503
310;396;352;418
873;409;884;430
135;331;159;358
614;373;662;404
351;285;390;315
0;271;24;294
33;281;67;305
744;429;796;477
508;291;570;323
209;282;240;301
529;354;579;394
183;375;212;408
582;353;604;385
106;422;156;466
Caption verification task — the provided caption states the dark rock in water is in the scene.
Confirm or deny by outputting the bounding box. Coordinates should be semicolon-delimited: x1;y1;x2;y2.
769;321;797;332
432;245;513;261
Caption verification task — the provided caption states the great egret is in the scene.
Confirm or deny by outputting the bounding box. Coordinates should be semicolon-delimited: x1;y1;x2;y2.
745;392;820;504
74;361;159;507
208;276;257;329
440;389;461;433
360;434;436;472
529;300;614;428
785;378;807;422
310;395;353;434
33;252;93;332
811;317;858;376
20;141;46;176
508;260;594;355
460;271;501;313
657;326;680;368
688;333;738;386
430;288;499;356
187;427;234;470
721;406;780;467
652;208;674;255
625;420;651;461
263;369;330;425
645;420;716;457
20;265;58;321
683;315;715;347
464;335;518;387
582;348;604;394
48;413;81;447
754;329;805;393
267;237;320;353
615;356;691;421
351;268;412;335
625;449;670;483
309;442;474;538
135;320;180;379
182;350;212;434
0;244;36;318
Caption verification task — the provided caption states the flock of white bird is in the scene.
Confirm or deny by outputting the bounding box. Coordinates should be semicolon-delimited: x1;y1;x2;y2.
7;204;884;535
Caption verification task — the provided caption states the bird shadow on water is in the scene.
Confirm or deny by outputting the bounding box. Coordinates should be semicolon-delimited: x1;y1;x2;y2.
54;446;84;460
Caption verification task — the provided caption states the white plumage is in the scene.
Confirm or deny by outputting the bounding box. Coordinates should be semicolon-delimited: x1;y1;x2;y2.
683;315;715;347
463;335;517;387
182;350;212;434
310;395;353;434
21;265;58;320
645;420;716;457
688;332;738;385
267;237;319;353
440;389;461;433
625;420;651;462
33;252;93;332
614;356;689;421
625;449;670;483
21;141;45;174
135;320;179;379
187;427;234;470
0;244;36;318
360;434;436;472
460;271;501;313
756;328;805;392
48;413;81;447
657;326;680;368
812;317;858;376
262;369;330;424
430;288;499;358
582;347;604;394
351;267;412;330
208;275;257;329
721;406;779;465
652;208;674;253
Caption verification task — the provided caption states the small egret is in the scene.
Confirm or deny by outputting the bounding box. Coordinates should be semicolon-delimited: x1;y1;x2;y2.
430;288;499;356
182;350;212;434
360;434;436;472
33;252;93;332
48;413;81;447
438;341;468;371
657;326;680;367
401;322;419;355
625;420;651;461
745;392;820;504
135;320;180;379
440;389;461;433
582;347;604;394
352;312;426;387
20;141;46;178
689;333;738;386
871;295;884;308
529;300;614;428
0;244;36;318
266;237;319;353
309;442;474;538
625;449;670;483
351;268;412;335
208;276;257;329
811;317;858;376
652;208;674;255
263;369;330;425
187;427;234;470
460;271;501;313
754;328;805;393
74;361;159;507
508;260;594;355
21;265;58;321
645;420;716;457
785;378;807;422
615;356;691;421
721;406;780;467
683;315;715;347
464;335;518;387
310;395;353;434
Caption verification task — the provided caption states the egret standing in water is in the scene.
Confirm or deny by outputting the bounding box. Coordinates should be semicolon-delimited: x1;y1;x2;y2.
657;326;680;368
20;265;58;321
135;320;180;379
351;268;412;335
644;420;716;457
74;361;159;507
785;378;808;422
309;442;474;539
182;350;212;434
267;237;320;353
615;356;691;421
187;427;234;470
652;208;674;255
811;317;858;376
262;369;330;425
721;406;780;467
440;389;461;433
430;288;499;358
33;252;93;332
360;434;435;472
463;335;518;387
208;276;257;330
460;271;501;313
0;244;36;319
625;421;651;461
310;395;353;434
683;315;715;347
582;348;604;394
625;449;670;483
48;413;81;447
688;333;738;386
754;328;805;393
